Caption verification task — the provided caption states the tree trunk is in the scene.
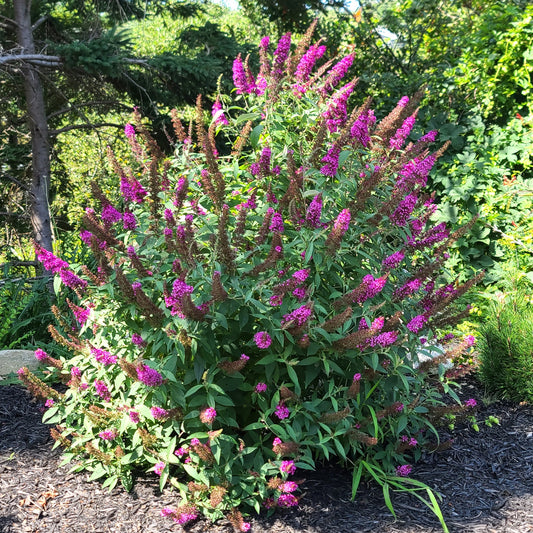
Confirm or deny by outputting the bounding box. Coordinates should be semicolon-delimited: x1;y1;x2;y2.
13;0;53;253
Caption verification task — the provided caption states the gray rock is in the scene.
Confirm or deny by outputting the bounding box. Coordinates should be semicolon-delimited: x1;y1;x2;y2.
0;349;40;379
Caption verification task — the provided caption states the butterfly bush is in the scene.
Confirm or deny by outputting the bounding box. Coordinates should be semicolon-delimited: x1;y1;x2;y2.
26;22;482;531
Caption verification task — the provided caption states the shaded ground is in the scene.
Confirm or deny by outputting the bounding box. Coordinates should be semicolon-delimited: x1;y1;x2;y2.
1;375;532;533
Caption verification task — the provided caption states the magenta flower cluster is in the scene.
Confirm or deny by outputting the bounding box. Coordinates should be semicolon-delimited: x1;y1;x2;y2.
396;464;412;477
137;364;163;387
274;403;290;420
254;331;272;349
91;347;117;366
281;304;312;328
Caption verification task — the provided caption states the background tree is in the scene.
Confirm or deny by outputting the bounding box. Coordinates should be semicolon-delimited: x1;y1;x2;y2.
239;0;348;31
0;0;251;259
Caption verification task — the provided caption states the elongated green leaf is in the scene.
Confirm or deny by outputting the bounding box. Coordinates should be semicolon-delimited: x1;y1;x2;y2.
382;483;397;518
351;462;363;500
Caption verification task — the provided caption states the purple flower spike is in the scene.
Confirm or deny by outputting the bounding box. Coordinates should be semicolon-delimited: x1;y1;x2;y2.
295;43;326;83
233;54;248;94
406;315;427;334
212;97;229;126
35;246;69;273
272;32;291;78
390;194;418;226
124;123;135;139
137;364;163;387
254;331;272;349
396;464;412;477
269;212;285;233
275;403;290;420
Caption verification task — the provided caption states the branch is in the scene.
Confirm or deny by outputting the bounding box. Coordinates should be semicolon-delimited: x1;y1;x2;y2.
47;100;130;120
0;212;30;217
49;122;124;136
0;173;31;193
0;275;47;286
32;15;48;31
485;222;533;255
0;53;62;68
0;14;17;27
0;261;38;269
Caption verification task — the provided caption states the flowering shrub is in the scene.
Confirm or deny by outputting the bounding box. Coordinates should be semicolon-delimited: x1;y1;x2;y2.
22;23;482;531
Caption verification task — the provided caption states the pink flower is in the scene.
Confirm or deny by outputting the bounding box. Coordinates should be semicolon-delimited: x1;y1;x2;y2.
101;204;122;224
59;270;88;292
390;194;417;226
45;399;54;407
123;211;137;230
274;403;290;420
151;406;169;419
212;97;229;126
233;54;248;94
292;269;309;284
35;349;48;361
131;333;145;346
176;509;198;525
190;438;201;446
281;304;313;328
154;461;165;475
353;373;361;382
464;335;476;347
124;123;135;138
174;447;189;458
273;437;282;448
200;407;217;424
396;464;412;477
91;347;117;366
241;522;251;532
292;287;306;300
382;251;404;271
35;245;69;273
280;460;296;474
129;410;140;424
277;493;298;507
99;429;117;441
94;380;111;401
279;481;298;493
406;315;427;334
465;398;477;408
254;331;272;349
255;382;267;393
269;212;284;233
270;295;283;306
305;194;323;228
137;364;163;387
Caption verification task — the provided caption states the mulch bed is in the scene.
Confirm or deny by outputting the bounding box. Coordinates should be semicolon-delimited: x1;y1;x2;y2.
1;375;532;533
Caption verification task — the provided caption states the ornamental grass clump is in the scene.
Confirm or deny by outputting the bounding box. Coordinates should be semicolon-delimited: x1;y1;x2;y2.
25;24;482;531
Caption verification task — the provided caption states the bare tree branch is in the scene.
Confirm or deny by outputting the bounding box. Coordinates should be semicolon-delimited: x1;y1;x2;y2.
49;122;123;136
47;100;130;120
0;53;62;67
31;15;48;31
0;212;31;219
0;173;31;193
0;14;17;27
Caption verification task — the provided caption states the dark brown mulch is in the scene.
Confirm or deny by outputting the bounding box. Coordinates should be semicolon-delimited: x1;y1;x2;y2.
1;376;532;533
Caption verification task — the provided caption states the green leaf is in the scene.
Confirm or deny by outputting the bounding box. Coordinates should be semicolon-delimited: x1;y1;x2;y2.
382;482;397;518
88;464;108;481
185;384;204;398
250;124;264;148
351;462;363;500
286;365;301;396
